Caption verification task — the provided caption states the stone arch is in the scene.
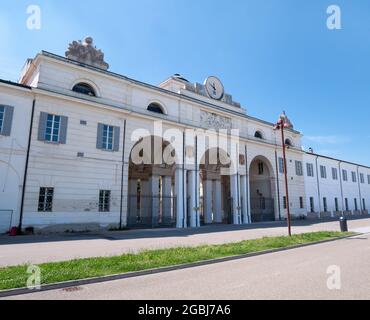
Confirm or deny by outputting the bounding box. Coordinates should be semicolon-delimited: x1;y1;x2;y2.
248;155;276;222
71;78;101;97
198;147;232;224
147;100;168;115
127;135;177;228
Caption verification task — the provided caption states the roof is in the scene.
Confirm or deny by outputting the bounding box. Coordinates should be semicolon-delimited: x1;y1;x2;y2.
36;51;301;135
0;79;31;90
305;152;370;170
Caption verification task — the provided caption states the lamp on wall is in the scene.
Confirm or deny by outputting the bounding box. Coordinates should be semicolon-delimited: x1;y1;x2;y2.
274;111;293;237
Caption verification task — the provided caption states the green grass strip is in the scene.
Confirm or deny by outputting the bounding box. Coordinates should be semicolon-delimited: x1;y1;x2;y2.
0;231;352;291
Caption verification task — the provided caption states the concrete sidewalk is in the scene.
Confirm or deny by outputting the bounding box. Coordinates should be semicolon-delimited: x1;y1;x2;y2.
0;217;370;268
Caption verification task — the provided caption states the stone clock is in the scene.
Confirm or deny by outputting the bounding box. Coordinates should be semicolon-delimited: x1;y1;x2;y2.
204;76;224;100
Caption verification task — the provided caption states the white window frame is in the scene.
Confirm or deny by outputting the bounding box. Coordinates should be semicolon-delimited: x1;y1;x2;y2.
99;190;111;212
38;187;54;212
45;114;61;143
307;163;314;177
320;165;327;179
102;125;114;151
295;161;303;176
332;168;338;180
279;157;285;174
360;173;365;184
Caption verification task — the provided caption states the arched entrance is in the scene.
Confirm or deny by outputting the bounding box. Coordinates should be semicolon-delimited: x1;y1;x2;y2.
249;156;276;223
199;148;232;224
127;136;176;228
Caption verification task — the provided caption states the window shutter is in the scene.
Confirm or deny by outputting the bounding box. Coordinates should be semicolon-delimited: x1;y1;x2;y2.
2;106;14;136
96;123;104;149
59;116;68;144
113;126;120;152
38;112;48;141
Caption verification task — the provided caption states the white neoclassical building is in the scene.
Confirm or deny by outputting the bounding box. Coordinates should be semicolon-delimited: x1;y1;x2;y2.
0;38;369;233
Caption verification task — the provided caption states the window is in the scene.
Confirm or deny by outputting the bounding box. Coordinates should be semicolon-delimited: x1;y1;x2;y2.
306;163;314;177
354;198;358;211
332;168;338;180
254;131;263;139
360;173;365;184
147;103;164;114
38;187;54;212
72;83;96;96
342;170;348;182
295;161;303;176
320;165;327;179
102;125;114;150
0;105;14;136
279;157;285;174
345;198;349;211
351;171;357;183
299;197;304;209
38;112;68;144
97;123;120;152
310;197;315;213
99;190;111;212
0;106;4;133
258;162;264;175
45;114;61;142
363;199;366;211
334;198;339;212
368;175;370;185
283;196;287;209
323;197;328;212
285;139;293;147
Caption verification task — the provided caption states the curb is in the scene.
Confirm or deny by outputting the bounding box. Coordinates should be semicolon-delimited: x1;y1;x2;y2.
0;234;358;298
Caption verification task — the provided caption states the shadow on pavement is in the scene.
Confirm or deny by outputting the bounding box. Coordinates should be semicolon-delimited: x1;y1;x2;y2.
0;216;369;246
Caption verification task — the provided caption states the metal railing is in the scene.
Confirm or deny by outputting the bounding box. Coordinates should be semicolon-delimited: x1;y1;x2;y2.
0;210;14;234
250;197;275;222
127;195;177;228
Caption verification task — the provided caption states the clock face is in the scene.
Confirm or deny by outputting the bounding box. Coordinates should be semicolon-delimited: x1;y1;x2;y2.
205;76;224;100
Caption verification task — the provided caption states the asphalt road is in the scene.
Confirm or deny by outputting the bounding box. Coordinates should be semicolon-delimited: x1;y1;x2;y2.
7;232;370;300
1;217;370;267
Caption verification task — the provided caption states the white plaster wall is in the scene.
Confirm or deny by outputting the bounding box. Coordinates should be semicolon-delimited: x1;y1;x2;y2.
0;85;33;232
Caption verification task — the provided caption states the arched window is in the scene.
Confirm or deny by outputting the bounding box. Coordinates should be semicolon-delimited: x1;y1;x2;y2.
254;131;263;139
72;83;96;97
147;103;164;115
285;139;293;147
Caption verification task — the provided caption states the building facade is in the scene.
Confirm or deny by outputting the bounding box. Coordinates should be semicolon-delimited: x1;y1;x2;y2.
0;38;369;233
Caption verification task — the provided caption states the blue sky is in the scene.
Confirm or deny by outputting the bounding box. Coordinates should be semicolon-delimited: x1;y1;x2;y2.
1;0;370;165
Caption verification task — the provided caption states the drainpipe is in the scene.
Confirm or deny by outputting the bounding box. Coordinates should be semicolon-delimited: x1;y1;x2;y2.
338;161;345;217
244;144;250;224
357;166;363;213
119;119;127;229
18;98;36;233
195;135;199;227
182;130;186;228
274;150;282;221
315;156;322;218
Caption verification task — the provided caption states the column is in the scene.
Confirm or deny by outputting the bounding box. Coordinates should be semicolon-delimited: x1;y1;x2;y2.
230;174;241;225
141;180;151;225
175;168;186;228
203;180;213;224
240;175;250;224
188;171;199;228
214;179;222;223
162;176;172;225
128;179;138;224
151;175;160;227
